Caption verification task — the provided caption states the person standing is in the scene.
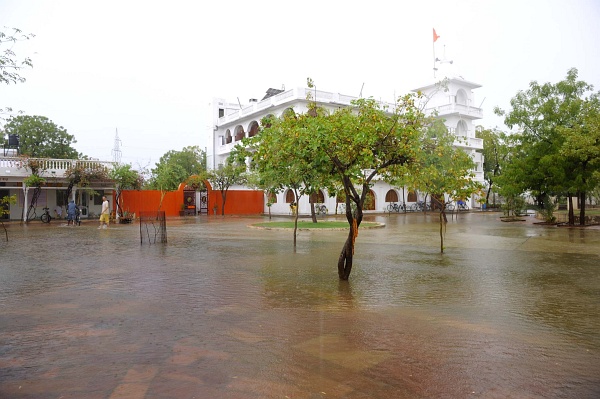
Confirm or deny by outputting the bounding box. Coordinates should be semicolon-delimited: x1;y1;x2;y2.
98;196;110;229
67;200;77;226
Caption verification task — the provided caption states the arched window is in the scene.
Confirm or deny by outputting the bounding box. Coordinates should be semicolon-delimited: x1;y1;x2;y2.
385;189;398;202
266;192;277;204
309;190;325;203
234;125;245;141
456;89;468;105
364;190;376;210
281;108;296;120
248;121;259;138
225;129;232;144
456;120;468;137
285;190;295;203
261;114;274;129
407;191;417;202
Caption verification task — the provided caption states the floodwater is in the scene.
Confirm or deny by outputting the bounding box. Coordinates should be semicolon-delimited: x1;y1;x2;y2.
0;212;599;398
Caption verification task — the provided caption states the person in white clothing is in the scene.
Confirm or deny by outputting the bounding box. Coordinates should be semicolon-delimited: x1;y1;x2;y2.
98;196;110;229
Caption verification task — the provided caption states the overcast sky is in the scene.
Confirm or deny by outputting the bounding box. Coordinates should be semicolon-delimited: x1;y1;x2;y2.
2;0;599;169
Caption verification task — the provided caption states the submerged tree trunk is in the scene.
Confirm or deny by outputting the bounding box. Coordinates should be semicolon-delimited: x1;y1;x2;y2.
293;204;299;251
439;208;448;253
568;193;574;225
1;221;8;242
338;187;363;280
579;191;586;226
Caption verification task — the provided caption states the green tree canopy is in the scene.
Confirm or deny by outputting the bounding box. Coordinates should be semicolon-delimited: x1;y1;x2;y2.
109;163;144;218
147;146;206;191
495;68;599;224
476;127;510;206
245;79;428;280
2;115;80;159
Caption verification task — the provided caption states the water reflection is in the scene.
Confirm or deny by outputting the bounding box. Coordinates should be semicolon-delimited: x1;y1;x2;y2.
0;214;599;398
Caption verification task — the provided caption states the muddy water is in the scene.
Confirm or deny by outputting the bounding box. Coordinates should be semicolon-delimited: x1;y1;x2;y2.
0;213;599;398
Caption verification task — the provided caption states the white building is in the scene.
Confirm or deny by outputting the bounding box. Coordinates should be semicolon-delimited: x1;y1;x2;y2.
207;78;484;215
0;156;114;221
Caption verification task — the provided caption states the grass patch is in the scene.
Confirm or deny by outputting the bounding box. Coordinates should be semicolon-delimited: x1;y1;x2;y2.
251;221;383;230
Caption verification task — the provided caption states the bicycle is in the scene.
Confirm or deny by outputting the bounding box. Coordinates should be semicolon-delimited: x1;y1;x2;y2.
74;206;81;226
386;202;406;213
410;201;430;212
446;203;455;211
315;204;328;216
457;201;469;211
41;207;52;223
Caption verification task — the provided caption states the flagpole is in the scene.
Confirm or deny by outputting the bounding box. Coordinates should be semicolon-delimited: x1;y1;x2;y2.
433;37;436;79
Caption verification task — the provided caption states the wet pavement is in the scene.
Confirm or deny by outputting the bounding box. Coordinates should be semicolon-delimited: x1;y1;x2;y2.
0;212;599;398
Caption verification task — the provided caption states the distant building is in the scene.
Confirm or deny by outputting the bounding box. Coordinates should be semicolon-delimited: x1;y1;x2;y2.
207;77;485;215
0;156;115;221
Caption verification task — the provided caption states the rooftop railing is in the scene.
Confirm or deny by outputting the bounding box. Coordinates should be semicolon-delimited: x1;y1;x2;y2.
0;156;115;178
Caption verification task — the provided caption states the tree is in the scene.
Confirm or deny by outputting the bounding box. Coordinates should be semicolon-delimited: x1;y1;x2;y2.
147;146;206;191
247;79;427;280
411;119;482;253
2;115;80;159
1;27;34;86
476;127;509;206
559;98;600;224
496;68;598;225
208;159;247;216
0;194;17;241
109;164;144;219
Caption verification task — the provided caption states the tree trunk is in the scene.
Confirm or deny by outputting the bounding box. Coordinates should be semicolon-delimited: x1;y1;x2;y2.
579;191;586;226
568;194;574;225
1;221;8;242
310;202;317;223
439;207;447;253
293;206;299;251
221;191;227;216
338;230;354;280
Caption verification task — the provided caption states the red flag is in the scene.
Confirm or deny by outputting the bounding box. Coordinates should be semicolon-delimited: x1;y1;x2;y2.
433;28;440;43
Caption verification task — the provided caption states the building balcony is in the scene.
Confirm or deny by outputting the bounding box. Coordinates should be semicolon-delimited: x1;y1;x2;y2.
0;156;115;180
427;103;483;120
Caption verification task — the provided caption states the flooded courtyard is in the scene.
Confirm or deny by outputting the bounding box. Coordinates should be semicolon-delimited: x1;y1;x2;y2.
1;212;599;398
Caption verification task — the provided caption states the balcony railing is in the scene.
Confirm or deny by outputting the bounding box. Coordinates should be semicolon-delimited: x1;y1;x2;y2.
0;156;115;178
427;103;483;119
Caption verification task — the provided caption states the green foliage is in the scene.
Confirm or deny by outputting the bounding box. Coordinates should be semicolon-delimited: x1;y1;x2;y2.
147;146;206;191
0;194;16;218
207;158;247;216
1;27;34;86
23;174;45;187
65;163;110;188
412;118;481;206
244;78;428;279
109;164;143;190
2;115;80;159
495;68;599;223
476;127;510;205
0;194;17;241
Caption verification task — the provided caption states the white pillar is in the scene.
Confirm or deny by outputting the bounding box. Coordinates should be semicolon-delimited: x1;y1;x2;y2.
22;186;29;222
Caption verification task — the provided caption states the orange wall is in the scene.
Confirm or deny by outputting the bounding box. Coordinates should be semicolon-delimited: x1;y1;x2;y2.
119;187;263;217
209;190;264;215
117;190;182;217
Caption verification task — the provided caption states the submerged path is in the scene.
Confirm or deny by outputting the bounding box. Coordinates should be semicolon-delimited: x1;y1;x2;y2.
1;212;599;398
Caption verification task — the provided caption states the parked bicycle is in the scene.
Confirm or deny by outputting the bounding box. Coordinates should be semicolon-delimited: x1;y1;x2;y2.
315;204;328;215
386;202;406;213
410;201;431;212
41;207;52;223
457;200;469;211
